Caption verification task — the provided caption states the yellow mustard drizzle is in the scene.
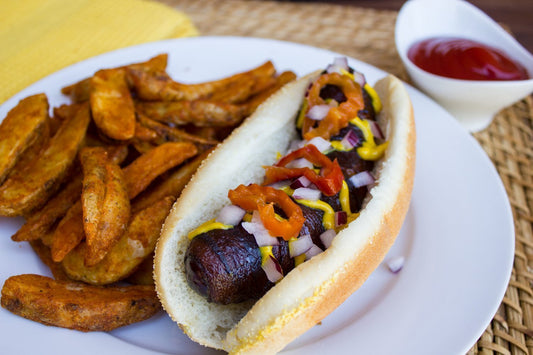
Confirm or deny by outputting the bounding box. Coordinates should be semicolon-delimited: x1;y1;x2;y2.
296;98;309;129
363;83;382;113
294;253;306;266
278;185;294;196
350;116;388;161
330;140;352;152
295;199;335;230
187;219;233;240
339;180;351;215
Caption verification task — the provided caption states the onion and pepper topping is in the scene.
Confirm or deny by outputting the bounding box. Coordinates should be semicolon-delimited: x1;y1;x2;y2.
285;157;314;169
305;244;323;260
292;187;321;201
242;211;279;247
349;170;375;188
260;246;284;283
288;234;314;258
339;129;360;150
264;144;344;196
228;184;305;241
368;119;385;140
320;229;336;249
302;72;364;140
306;136;331;153
217;205;246;226
334;211;347;227
326;57;349;74
386;256;405;273
306;104;331;121
290;176;312;189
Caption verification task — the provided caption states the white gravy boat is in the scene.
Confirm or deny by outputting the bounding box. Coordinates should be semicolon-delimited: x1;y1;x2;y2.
395;0;533;132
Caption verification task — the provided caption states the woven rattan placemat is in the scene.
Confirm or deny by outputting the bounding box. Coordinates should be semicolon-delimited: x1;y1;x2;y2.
159;0;533;353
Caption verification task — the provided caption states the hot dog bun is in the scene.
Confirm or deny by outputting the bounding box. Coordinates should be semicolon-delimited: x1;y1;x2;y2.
154;71;415;354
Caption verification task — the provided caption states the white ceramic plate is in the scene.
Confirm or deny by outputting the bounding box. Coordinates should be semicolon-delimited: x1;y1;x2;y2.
0;37;514;355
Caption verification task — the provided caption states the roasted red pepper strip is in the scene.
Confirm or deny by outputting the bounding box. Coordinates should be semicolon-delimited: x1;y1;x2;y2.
263;144;344;196
228;184;304;241
302;72;364;140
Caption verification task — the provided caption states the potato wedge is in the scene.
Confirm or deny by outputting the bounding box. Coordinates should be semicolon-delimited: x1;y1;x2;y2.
11;175;82;242
137;112;218;146
11;145;128;243
128;60;275;101
62;54;168;103
51;201;84;263
123;142;198;199
29;239;70;281
79;147;130;266
136;99;247;127
0;93;49;185
1;274;160;332
0;103;90;216
242;70;297;115
132;148;211;213
50;142;196;261
62;196;173;285
90;68;135;140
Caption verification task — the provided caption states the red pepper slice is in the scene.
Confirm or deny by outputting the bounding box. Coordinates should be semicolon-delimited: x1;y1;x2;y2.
228;184;304;241
302;72;364;140
263;144;344;196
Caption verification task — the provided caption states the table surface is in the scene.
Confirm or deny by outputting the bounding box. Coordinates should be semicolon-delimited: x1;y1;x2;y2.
291;0;533;53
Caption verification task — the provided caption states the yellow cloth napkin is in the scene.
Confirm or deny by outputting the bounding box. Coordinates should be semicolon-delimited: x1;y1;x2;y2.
0;0;198;104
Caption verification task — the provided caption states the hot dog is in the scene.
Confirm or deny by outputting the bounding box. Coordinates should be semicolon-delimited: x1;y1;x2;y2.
154;59;415;354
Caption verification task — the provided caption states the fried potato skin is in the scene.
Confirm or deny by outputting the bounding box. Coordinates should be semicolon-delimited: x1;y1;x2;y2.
90;68;136;140
123;142;198;199
62;196;173;285
132;148;211;213
1;274;160;332
79;147;131;266
11;175;82;242
127;60;275;102
0;93;49;186
0;103;90;216
29;239;71;281
51;201;85;262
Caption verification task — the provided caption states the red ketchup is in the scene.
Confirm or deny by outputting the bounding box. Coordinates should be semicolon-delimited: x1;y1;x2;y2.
407;37;529;81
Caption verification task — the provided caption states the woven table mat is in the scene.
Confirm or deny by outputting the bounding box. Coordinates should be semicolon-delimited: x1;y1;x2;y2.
160;0;533;353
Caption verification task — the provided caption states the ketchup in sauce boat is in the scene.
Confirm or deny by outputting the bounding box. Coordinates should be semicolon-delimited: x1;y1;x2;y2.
407;37;529;81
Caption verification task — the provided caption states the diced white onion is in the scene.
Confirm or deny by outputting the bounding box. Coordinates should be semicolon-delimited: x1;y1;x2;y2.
217;205;246;225
306;104;331;120
268;180;291;190
286;158;313;169
288;139;305;153
349;171;375;188
292;187;321;201
242;212;279;247
290;176;311;189
386;256;405;273
320;229;336;249
326;57;349;74
289;234;314;258
262;255;284;283
305;245;323;260
368;120;385;140
340;129;360;149
306;136;331;153
352;70;366;87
